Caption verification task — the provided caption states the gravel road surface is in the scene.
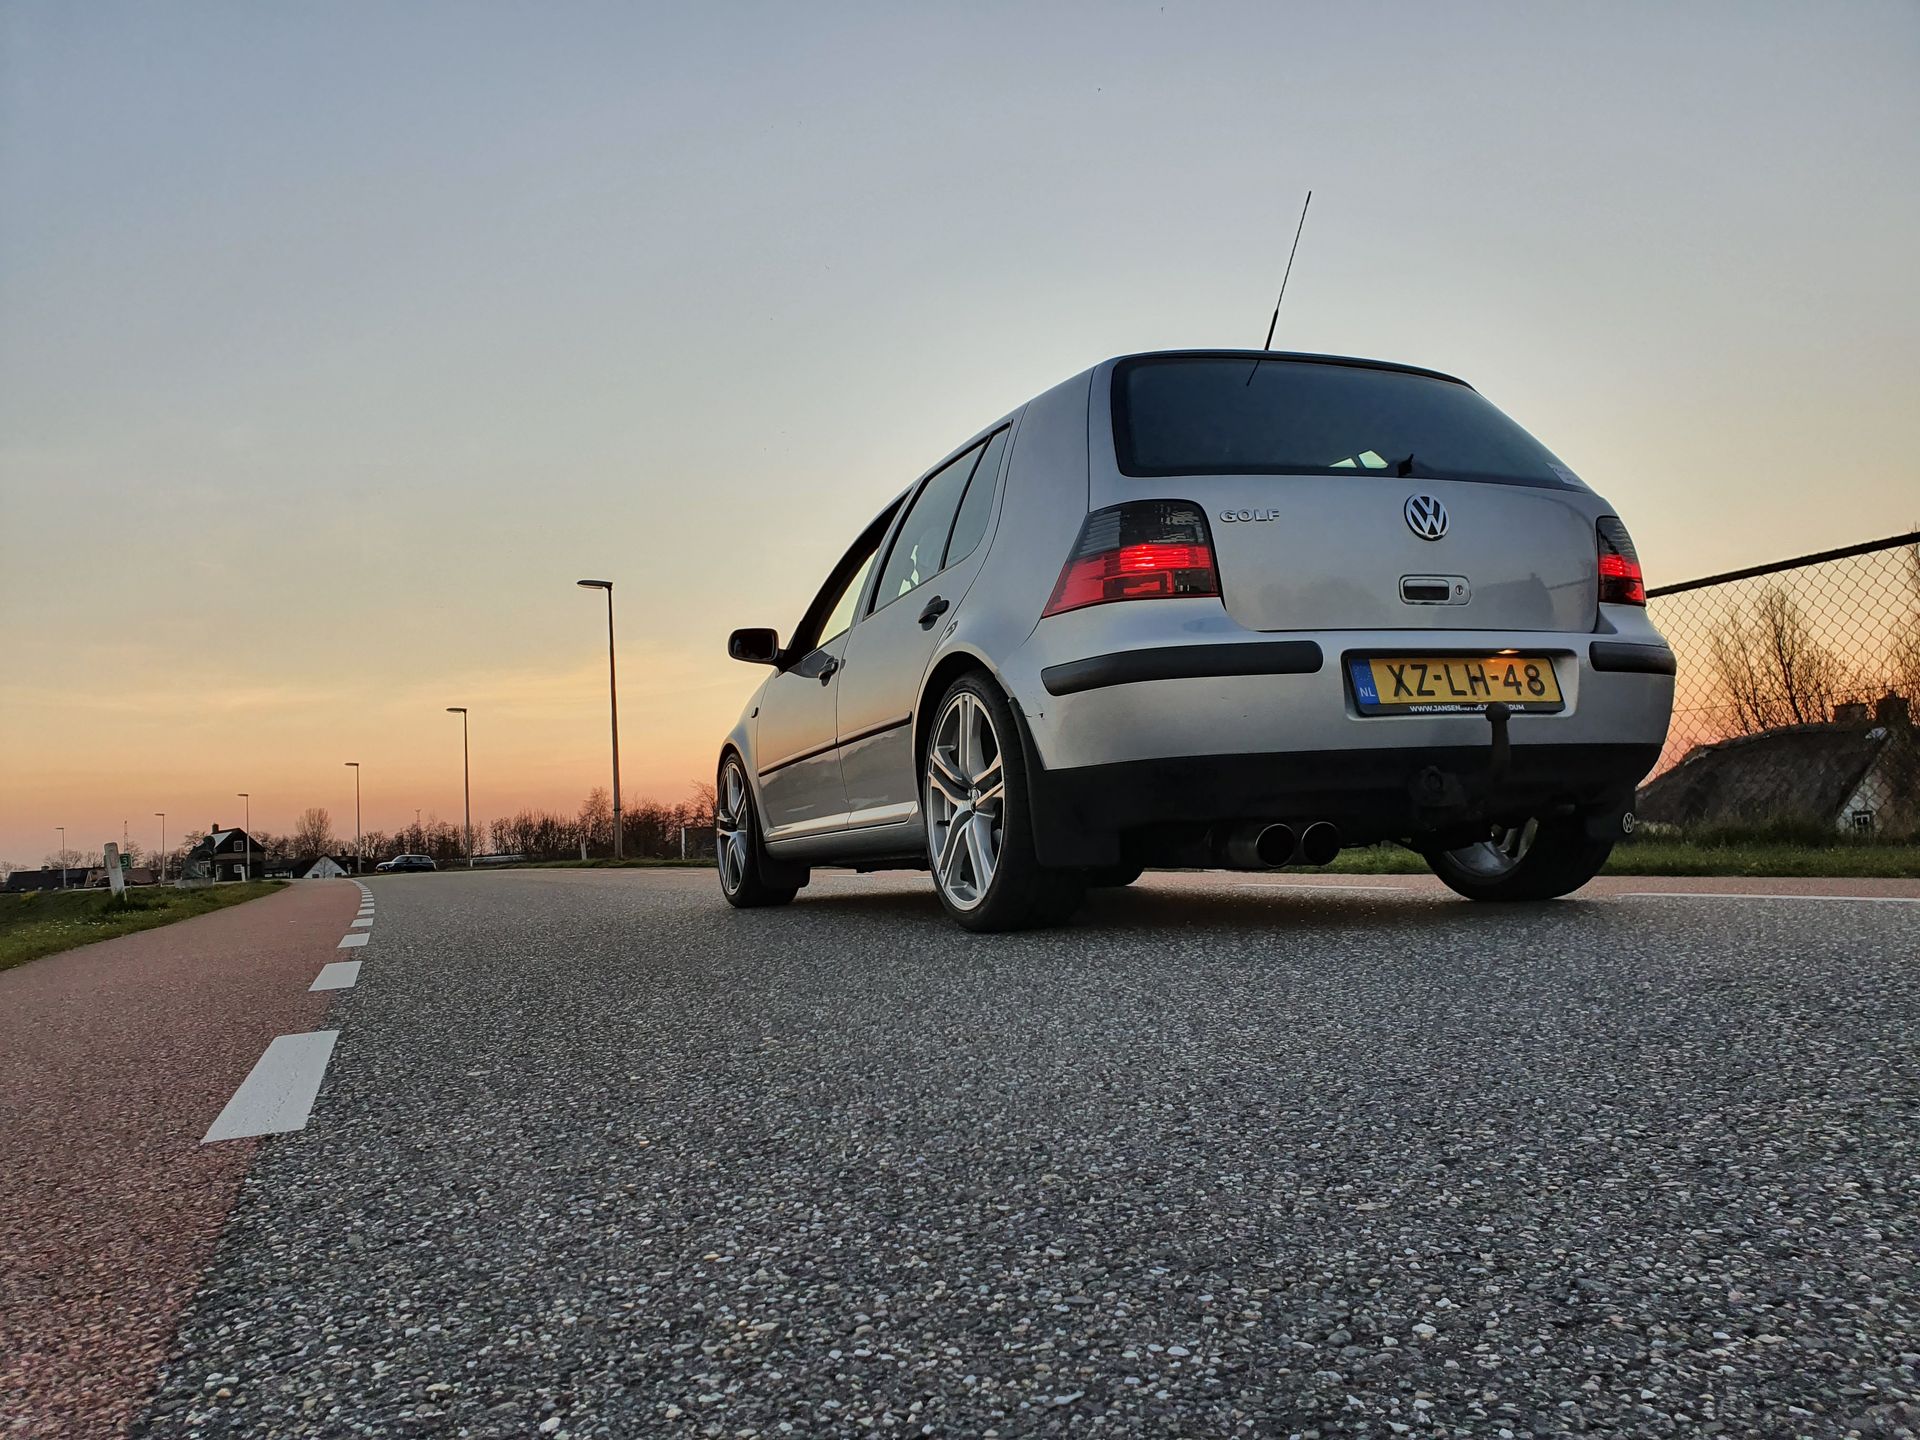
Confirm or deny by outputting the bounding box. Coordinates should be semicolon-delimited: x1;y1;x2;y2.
1;881;354;1439
135;869;1918;1438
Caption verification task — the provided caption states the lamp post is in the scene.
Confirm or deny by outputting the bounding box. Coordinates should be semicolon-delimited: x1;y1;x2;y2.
446;707;472;868
345;762;362;874
56;826;66;888
155;813;166;882
575;579;623;859
237;793;251;881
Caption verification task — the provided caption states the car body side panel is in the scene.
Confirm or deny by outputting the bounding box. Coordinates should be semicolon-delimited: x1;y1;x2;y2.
928;370;1092;707
838;433;1011;825
756;641;851;838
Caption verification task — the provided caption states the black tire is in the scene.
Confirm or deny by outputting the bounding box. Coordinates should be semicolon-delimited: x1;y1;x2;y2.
1424;818;1612;901
715;753;800;908
923;672;1085;932
1084;862;1145;889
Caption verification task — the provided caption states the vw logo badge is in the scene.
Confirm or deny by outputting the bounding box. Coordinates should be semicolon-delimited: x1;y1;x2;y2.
1404;494;1449;540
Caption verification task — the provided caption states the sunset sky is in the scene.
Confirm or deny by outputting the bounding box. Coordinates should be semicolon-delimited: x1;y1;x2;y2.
3;2;1916;864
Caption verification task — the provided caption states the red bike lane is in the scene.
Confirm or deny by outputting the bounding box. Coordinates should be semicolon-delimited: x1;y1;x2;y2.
0;880;358;1439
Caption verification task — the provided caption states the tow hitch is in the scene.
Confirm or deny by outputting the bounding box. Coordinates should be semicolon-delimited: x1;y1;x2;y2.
1484;701;1512;788
1408;701;1513;834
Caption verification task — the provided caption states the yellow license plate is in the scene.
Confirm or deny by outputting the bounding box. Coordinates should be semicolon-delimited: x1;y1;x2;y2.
1349;655;1564;714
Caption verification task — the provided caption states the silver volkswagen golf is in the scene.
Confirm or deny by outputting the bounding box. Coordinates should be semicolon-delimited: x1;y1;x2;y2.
718;350;1674;930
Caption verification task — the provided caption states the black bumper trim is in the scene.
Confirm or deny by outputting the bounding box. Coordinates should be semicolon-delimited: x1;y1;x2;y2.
1025;741;1662;866
1041;640;1324;697
1589;641;1677;676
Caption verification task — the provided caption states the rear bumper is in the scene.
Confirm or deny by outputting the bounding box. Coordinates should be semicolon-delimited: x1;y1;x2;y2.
1026;740;1663;867
1005;609;1673;769
995;608;1673;865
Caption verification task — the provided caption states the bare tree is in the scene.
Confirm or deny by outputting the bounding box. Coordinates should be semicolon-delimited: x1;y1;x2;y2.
292;807;336;857
1710;582;1843;733
578;787;614;857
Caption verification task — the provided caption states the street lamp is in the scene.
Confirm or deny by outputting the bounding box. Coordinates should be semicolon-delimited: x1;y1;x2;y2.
56;826;66;888
345;762;362;874
155;812;166;882
576;579;623;860
237;793;251;881
446;707;473;868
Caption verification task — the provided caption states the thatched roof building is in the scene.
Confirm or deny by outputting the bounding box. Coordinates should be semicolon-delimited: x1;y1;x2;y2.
1637;695;1916;836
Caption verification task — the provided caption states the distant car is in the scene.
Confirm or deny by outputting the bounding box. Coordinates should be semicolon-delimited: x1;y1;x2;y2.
375;854;436;873
716;349;1674;931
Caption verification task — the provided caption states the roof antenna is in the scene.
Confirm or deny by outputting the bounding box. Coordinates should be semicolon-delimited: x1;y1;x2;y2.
1246;189;1312;386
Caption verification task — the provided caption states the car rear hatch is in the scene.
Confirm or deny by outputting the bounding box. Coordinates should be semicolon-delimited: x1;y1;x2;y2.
1185;474;1597;631
1100;353;1602;632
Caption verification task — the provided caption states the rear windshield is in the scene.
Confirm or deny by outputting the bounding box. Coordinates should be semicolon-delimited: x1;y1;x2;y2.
1112;356;1582;489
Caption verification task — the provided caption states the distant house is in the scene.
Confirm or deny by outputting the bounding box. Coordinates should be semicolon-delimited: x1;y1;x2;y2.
1638;694;1917;836
2;867;91;893
182;827;270;882
261;854;352;881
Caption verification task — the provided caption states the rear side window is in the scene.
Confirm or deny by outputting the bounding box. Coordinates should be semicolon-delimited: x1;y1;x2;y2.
871;443;983;611
942;427;1008;570
1113;356;1581;489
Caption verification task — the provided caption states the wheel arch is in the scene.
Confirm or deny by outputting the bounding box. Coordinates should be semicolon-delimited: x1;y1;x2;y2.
913;647;1004;770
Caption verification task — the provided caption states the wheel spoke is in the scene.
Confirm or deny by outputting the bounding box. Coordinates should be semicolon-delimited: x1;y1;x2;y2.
928;754;969;806
965;812;997;890
956;697;978;780
972;750;1002;790
973;753;1004;810
938;813;972;888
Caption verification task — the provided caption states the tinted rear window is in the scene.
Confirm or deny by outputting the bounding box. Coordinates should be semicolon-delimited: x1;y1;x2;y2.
1112;356;1581;489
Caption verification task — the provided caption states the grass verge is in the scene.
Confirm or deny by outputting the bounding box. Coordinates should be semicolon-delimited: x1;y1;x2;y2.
0;882;286;973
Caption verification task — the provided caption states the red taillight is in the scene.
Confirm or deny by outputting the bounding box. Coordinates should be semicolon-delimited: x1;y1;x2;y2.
1043;503;1220;617
1596;517;1645;606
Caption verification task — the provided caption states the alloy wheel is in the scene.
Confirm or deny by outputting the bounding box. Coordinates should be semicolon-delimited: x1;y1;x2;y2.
715;759;753;896
925;691;1005;910
1444;819;1539;879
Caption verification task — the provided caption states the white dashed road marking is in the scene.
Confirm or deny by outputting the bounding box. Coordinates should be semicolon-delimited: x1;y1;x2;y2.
337;931;370;949
203;1031;340;1142
310;961;362;991
350;917;373;928
1617;891;1920;905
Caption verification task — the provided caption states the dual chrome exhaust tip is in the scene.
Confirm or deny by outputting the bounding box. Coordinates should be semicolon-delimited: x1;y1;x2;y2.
1221;819;1341;870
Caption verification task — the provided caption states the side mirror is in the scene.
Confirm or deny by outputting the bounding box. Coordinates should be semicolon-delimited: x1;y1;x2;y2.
727;627;782;665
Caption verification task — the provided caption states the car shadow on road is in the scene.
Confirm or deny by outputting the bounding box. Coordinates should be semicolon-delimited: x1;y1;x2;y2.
765;877;1610;937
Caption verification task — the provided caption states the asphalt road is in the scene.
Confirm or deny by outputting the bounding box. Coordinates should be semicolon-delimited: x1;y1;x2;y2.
135;869;1918;1438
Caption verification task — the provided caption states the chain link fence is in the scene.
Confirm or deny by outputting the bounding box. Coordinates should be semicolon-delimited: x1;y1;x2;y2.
1639;531;1920;839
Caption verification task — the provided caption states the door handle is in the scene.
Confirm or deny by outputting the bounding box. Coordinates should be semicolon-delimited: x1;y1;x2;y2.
917;595;950;628
818;656;839;684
